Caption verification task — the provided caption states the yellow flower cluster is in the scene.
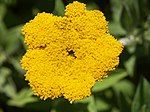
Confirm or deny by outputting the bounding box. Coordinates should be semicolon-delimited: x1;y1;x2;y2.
21;1;123;102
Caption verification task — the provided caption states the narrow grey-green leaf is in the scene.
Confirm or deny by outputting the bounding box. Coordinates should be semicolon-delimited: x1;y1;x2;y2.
53;0;65;16
0;67;16;98
0;4;6;21
0;51;6;66
124;55;136;77
92;69;127;92
8;88;38;107
95;97;110;111
132;77;150;112
0;21;7;42
0;67;11;88
120;4;135;32
3;82;16;98
109;22;126;35
113;79;135;97
118;92;131;112
9;58;24;74
87;96;97;112
144;28;150;41
4;25;23;55
86;2;99;10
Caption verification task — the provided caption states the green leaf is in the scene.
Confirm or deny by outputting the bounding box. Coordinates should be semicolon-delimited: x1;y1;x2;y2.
2;82;16;98
124;55;136;77
120;0;141;33
113;80;135;112
126;41;137;54
0;21;7;40
0;18;7;43
0;51;6;66
86;2;99;10
144;28;150;41
92;69;127;92
9;58;24;74
110;0;122;22
0;0;16;5
4;25;23;55
77;96;109;112
113;80;135;97
0;67;11;88
0;4;6;21
53;0;65;16
137;0;150;22
76;96;92;103
132;77;150;112
118;92;131;112
87;96;97;112
132;0;140;22
95;97;110;111
109;22;126;35
0;67;16;98
8;88;38;107
120;4;135;32
109;0;127;36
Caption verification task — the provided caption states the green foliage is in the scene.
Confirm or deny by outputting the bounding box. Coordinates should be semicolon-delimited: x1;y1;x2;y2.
0;67;16;98
8;88;38;107
0;0;16;5
124;55;136;77
132;77;150;112
53;0;65;16
93;69;127;92
0;0;149;112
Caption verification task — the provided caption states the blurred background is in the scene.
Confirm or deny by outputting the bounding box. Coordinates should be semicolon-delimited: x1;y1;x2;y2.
0;0;150;112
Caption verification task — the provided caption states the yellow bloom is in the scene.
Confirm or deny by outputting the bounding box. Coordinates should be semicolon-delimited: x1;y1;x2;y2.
21;1;123;102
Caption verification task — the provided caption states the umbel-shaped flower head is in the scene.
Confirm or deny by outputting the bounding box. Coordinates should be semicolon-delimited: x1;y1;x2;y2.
21;1;123;102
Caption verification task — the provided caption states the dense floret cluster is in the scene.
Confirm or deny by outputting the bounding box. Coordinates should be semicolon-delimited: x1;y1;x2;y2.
21;1;123;102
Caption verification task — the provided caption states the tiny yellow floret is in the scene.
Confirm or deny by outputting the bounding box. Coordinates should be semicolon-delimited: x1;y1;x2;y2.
21;1;123;102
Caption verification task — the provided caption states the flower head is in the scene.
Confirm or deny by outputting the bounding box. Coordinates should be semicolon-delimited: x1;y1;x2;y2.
21;1;123;102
